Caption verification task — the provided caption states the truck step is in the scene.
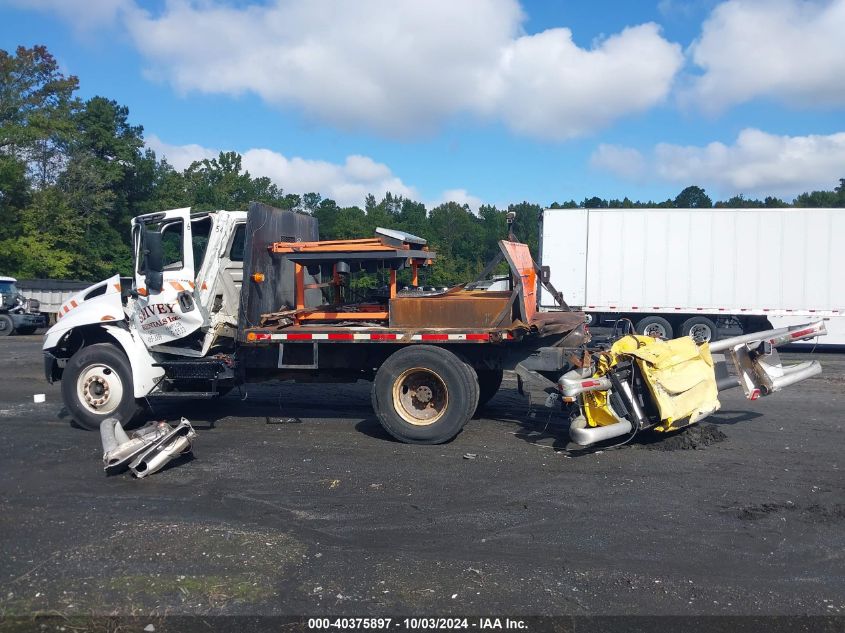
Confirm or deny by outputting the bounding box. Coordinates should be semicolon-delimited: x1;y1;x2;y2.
147;391;220;399
153;359;233;381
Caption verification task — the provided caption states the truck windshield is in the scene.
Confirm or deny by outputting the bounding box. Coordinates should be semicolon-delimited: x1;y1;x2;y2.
0;281;17;294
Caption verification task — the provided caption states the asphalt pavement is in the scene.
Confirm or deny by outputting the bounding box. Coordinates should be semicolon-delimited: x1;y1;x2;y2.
0;335;843;626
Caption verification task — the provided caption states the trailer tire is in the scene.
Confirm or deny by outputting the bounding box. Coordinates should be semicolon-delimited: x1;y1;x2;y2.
61;343;143;431
476;368;504;410
635;315;673;339
680;316;718;343
0;315;14;336
372;345;479;444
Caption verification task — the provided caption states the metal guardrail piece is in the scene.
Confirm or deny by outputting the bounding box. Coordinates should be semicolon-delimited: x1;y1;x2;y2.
713;320;826;400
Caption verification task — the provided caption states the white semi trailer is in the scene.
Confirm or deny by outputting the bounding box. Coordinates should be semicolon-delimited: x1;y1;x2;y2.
539;207;845;344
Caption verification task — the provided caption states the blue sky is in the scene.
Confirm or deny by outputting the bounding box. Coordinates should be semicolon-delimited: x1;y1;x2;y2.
2;0;844;210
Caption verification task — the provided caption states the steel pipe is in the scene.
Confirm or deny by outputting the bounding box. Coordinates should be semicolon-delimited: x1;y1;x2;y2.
569;415;633;446
709;320;826;352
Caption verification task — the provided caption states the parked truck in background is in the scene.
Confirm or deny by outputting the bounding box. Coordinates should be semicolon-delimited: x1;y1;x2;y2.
0;276;48;335
539;207;845;345
15;279;91;326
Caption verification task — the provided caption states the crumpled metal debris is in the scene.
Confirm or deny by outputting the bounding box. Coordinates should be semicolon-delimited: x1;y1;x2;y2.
100;417;196;478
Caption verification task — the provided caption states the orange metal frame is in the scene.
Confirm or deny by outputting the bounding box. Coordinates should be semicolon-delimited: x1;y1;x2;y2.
271;237;429;254
275;235;435;324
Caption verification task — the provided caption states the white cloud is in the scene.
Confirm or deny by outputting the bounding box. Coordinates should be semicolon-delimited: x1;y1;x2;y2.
482;24;683;140
591;128;845;196
127;0;522;137
590;143;646;180
146;134;419;208
687;0;845;111
11;0;682;140
146;135;490;210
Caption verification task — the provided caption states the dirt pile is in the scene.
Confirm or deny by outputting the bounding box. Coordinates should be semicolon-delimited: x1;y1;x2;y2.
642;423;727;451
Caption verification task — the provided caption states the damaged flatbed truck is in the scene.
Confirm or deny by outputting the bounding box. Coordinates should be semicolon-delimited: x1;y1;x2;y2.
42;203;827;446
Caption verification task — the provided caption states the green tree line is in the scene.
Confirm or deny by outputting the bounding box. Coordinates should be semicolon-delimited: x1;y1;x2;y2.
2;46;844;285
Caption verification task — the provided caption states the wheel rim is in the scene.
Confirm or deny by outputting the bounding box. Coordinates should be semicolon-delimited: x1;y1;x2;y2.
689;323;713;342
0;317;10;333
642;322;669;338
392;367;449;426
76;363;124;415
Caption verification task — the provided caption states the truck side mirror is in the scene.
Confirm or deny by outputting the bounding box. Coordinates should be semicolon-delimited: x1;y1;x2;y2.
142;229;164;293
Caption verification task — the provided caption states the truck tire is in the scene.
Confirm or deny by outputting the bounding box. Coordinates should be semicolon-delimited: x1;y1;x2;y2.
0;315;14;336
16;326;37;335
476;368;504;410
371;345;479;444
635;315;673;339
680;316;718;343
61;343;143;431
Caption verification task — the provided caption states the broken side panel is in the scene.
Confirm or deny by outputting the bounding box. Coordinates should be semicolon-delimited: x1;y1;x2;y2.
239;202;320;340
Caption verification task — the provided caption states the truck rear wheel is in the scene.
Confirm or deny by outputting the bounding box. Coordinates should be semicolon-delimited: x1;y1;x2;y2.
372;345;479;444
0;315;14;336
635;315;673;339
680;316;718;342
61;343;142;431
476;368;504;410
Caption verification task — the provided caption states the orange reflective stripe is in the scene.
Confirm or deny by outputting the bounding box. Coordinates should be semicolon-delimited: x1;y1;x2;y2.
170;281;185;292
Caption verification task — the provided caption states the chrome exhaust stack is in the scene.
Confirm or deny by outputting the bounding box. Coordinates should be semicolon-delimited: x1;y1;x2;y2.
568;414;632;446
100;417;196;477
558;367;612;398
129;420;196;478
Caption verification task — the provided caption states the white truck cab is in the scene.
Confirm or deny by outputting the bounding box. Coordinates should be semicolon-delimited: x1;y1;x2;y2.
43;208;247;429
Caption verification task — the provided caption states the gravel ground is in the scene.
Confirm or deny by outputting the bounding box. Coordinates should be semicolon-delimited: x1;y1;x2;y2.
0;335;843;627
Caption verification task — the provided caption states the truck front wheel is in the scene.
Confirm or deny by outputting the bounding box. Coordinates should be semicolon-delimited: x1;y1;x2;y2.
61;343;142;430
372;345;479;444
0;315;14;336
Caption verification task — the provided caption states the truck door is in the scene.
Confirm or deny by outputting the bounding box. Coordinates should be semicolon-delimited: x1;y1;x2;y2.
191;212;245;353
132;208;205;348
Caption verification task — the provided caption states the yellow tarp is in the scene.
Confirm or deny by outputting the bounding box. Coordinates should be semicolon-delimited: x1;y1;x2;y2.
585;335;720;431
